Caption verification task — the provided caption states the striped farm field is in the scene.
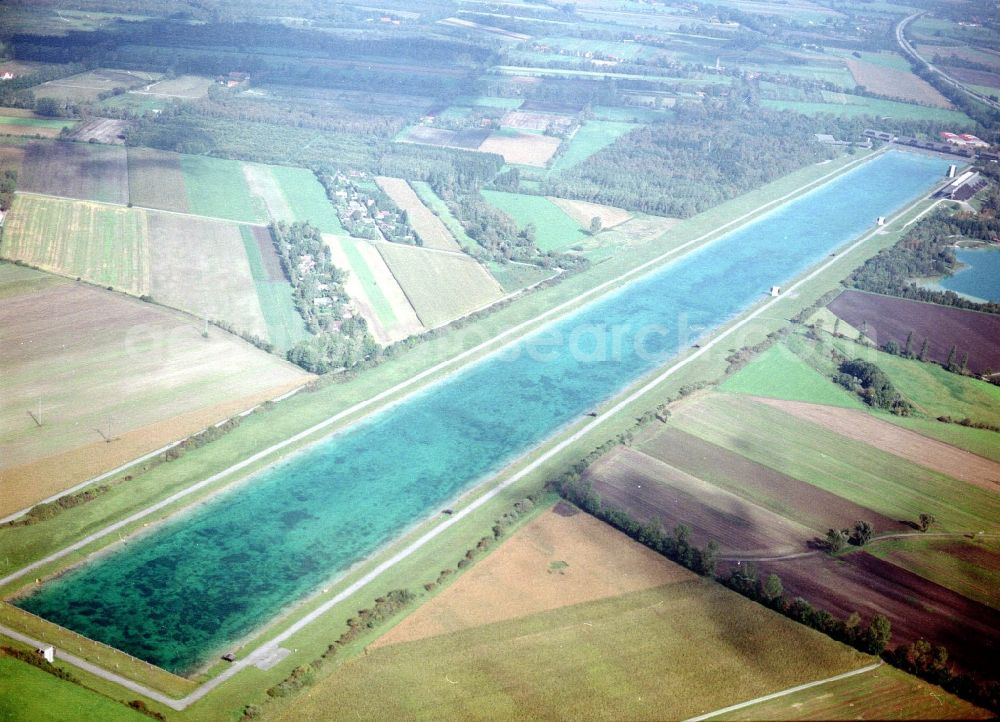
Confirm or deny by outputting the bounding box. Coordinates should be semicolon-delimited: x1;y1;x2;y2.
240;225;307;350
180;155;267;223
324;235;424;345
376;242;503;328
0;194;149;295
248;163;345;233
375;176;459;251
410;180;476;249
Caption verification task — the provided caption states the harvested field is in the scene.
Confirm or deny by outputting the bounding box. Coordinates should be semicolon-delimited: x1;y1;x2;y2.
282;579;872;722
0;144;25;175
754;552;1000;673
0;195;150;295
126;147;188;213
829;291;1000;375
845;59;951;107
147;212;268;339
410;180;476;249
377;242;503;328
478;129;562;167
324;235;423;345
375;177;459;251
19;141;128;204
500;109;574;132
756;398;1000;492
722;664;991;720
376;503;693;647
671;394;1000;532
396;125;491;150
0;264;307;513
721;343;865;409
132;74;213;99
243;163;294;224
586;446;814;556
547;196;632;230
639;426;908;535
66;118;126;144
31;68;159;103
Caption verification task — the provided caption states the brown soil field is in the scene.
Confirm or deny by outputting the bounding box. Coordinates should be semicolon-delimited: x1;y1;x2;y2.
147;211;268;339
397;126;491;150
639;427;907;535
944;66;1000;91
829;290;1000;374
374;176;460;252
126;147;188;213
753;552;1000;673
0;145;25;175
375;503;693;648
251;226;285;282
0;265;308;513
500;110;574;132
755;398;1000;492
845;60;952;108
19;141;129;205
67;118;126;144
547;196;633;230
479;131;562;167
916;44;1000;71
586;446;814;556
0;123;65;139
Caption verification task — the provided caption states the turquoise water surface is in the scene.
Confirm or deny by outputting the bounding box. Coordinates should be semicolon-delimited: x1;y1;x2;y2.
939;246;1000;302
17;151;951;673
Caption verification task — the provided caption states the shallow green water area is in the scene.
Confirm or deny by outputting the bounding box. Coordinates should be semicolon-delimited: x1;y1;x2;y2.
17;152;950;674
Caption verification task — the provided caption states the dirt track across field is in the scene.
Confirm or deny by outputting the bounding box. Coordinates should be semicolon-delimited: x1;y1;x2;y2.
755;398;1000;491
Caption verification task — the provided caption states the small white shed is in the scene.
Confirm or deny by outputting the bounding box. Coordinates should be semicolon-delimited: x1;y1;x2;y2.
37;645;55;663
769;286;781;297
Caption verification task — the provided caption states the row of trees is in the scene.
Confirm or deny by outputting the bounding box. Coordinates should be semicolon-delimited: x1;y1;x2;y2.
0;168;16;212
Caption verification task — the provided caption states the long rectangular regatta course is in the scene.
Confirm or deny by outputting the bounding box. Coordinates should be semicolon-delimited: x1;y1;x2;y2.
15;151;951;674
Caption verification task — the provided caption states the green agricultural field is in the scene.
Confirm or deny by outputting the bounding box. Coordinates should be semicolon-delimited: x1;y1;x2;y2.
720;343;866;409
865;536;1000;612
487;260;557;293
0;655;150;722
481;190;588;251
180;155;267;224
672;394;1000;532
260;164;344;233
0;114;74;130
760;97;970;123
410;181;476;249
831;49;912;72
239;226;307;350
454;95;523;109
276;580;872;722
0;195;149;295
886;416;1000;463
551;120;639;172
829;337;1000;428
338;237;397;327
718;664;990;720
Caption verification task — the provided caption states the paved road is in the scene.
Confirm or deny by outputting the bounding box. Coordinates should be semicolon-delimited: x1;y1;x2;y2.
895;13;1000;112
0;152;887;709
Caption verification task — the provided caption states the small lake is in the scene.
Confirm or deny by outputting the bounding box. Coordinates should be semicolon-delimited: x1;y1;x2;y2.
939;246;1000;302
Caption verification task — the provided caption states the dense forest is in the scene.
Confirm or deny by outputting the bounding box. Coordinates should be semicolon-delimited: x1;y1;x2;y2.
848;209;1000;315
